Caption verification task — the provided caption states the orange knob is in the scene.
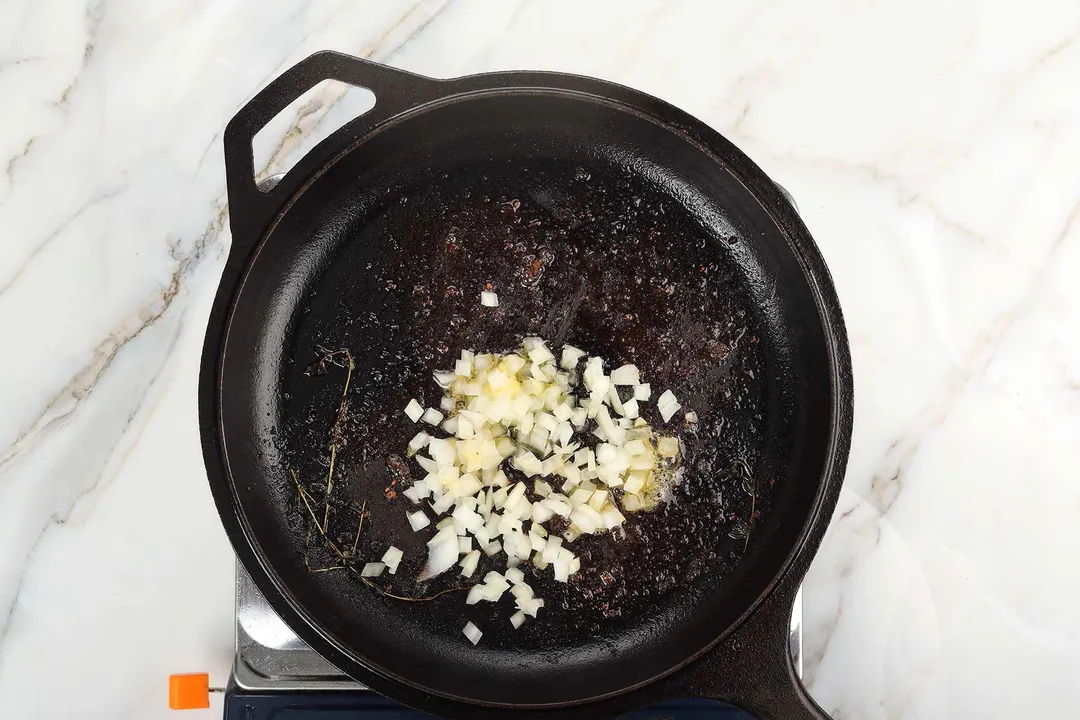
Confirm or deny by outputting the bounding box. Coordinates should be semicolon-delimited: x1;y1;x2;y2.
168;673;210;710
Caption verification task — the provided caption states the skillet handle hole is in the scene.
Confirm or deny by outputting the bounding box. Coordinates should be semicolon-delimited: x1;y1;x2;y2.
251;80;376;192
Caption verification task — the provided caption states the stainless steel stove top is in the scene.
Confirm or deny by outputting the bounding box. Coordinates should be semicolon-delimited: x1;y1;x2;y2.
233;561;359;692
232;560;803;693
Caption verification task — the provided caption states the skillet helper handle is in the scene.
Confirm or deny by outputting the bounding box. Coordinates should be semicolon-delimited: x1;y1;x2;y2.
656;569;830;720
222;51;439;255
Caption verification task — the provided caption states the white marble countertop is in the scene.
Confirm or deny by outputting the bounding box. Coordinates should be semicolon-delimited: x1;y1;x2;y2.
3;1;1080;718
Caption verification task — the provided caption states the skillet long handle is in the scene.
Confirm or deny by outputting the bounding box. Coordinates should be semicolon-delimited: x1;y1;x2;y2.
222;51;440;256
654;566;831;720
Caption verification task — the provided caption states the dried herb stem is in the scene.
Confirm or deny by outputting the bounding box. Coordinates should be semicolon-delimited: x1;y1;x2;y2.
727;457;757;548
322;352;353;527
352;500;366;556
359;580;469;603
292;468;325;535
292;346;471;603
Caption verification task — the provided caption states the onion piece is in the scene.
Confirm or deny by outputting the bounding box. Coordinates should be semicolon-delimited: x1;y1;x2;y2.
407;510;431;531
658;389;677;405
459;549;481;578
381;547;403;574
560;344;586;369
404;399;424;422
595;406;625;446
408;431;430;454
510;611;526;629
541;497;571;517
569;487;593;506
427;524;456;546
531;502;555;524
478;585;504;603
421;408;444;426
633;383;651;401
516;597;544;617
512;451;543;477
480;291;499;307
418;531;459;581
601;506;626;529
528;343;554;365
606;384;625;416
658;389;681;422
463;621;483;645
610;364;639;386
657;436;680;457
510;582;534;600
361;562;385;577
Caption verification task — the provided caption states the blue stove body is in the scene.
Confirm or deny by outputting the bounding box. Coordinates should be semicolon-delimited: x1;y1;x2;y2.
224;689;755;719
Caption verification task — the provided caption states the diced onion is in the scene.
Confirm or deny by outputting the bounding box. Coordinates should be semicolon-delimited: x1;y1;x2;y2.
381;547;403;574
657;389;682;422
404;399;424;422
361;562;385;577
560;345;585;369
418;531;459;581
513;450;543;477
463;621;483;645
480;291;499;307
393;338;690;636
516;597;545;617
528;343;554;365
407;510;430;531
459;549;480;578
610;364;639;386
408;431;430;454
658;436;680;457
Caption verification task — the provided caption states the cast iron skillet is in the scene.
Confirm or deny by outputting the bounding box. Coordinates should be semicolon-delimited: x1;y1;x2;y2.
200;51;853;719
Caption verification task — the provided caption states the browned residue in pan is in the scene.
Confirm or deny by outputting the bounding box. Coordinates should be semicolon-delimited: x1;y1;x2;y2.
283;161;768;633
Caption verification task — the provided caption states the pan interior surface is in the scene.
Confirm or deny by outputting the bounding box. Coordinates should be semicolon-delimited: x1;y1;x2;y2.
218;90;834;706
